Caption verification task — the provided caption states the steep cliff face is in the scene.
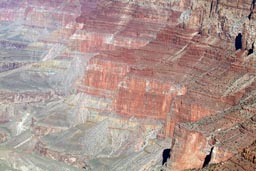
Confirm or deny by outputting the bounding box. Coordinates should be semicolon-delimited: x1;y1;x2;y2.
113;75;185;120
74;0;174;52
188;131;256;171
84;56;130;93
77;0;256;170
1;0;256;170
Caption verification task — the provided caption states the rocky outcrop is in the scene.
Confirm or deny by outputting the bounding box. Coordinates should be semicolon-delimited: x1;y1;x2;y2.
113;75;186;120
0;132;8;143
169;100;256;170
34;141;87;168
0;91;56;104
188;139;256;171
169;125;208;170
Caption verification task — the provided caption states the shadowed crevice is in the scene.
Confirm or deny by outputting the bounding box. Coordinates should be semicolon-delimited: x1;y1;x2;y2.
235;33;242;50
162;148;171;166
248;43;254;55
203;147;214;168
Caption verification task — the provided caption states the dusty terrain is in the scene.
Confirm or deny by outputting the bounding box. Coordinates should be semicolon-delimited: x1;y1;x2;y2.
0;0;256;171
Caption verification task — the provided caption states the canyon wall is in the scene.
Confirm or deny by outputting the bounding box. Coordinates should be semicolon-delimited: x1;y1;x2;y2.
1;0;256;170
77;0;256;170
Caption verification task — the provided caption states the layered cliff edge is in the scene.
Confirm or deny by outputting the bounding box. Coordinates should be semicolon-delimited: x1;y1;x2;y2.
76;0;256;170
187;139;256;171
0;0;256;170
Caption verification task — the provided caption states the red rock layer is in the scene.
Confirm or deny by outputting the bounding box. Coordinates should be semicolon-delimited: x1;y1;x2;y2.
82;55;130;97
80;25;193;128
74;1;174;52
114;75;176;120
169;104;256;170
170;125;208;170
188;139;256;171
79;0;256;131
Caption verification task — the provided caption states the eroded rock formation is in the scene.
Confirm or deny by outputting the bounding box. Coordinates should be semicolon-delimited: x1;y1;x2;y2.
76;0;256;170
0;0;256;171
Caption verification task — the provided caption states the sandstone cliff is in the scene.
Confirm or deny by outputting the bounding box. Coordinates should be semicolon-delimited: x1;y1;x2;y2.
0;0;256;171
76;0;256;170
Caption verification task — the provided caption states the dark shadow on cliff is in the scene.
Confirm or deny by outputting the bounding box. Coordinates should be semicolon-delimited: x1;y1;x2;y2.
202;147;214;168
248;43;254;55
162;148;171;166
235;33;242;50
